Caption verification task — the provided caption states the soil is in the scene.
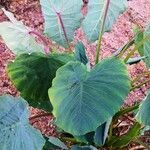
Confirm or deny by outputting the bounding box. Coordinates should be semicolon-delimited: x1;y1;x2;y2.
0;0;150;148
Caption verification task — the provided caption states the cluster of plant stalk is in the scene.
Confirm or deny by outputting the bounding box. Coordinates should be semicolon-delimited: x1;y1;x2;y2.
0;0;150;149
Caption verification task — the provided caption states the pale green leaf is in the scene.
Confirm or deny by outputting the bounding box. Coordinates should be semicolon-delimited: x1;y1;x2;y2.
82;0;127;42
0;95;45;150
40;0;83;47
0;9;44;55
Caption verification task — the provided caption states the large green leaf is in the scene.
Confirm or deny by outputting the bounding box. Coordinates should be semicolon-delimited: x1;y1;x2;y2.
7;52;74;112
49;57;130;135
0;95;45;150
40;0;83;47
82;0;127;42
0;8;44;55
136;92;150;126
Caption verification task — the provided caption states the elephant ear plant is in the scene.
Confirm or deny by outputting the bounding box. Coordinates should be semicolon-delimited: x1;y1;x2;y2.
0;0;150;149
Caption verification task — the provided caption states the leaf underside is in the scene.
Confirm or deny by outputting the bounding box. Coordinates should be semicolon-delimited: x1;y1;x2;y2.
0;9;44;55
49;57;130;135
40;0;83;47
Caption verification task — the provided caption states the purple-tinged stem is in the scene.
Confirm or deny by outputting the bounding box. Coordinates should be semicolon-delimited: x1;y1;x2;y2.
56;12;71;50
29;30;50;54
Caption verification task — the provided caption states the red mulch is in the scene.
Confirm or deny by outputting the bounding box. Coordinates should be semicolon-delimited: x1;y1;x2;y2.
0;0;150;147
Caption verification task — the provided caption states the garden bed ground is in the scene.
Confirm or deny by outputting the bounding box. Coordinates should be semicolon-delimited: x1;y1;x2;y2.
0;0;150;149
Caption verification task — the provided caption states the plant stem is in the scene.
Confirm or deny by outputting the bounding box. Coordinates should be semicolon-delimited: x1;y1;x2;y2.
113;104;139;121
130;79;150;91
124;46;138;63
29;30;50;54
124;35;150;63
95;0;110;65
29;112;51;121
116;38;134;58
56;12;71;51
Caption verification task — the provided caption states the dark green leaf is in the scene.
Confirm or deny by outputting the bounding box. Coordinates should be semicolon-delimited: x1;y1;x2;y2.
0;95;45;150
75;42;88;65
49;57;130;135
7;52;74;112
74;132;95;144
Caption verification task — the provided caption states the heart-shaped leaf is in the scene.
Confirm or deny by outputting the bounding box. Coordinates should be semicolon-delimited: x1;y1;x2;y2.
7;52;74;112
136;92;150;126
49;57;130;135
0;95;45;150
82;0;127;42
0;9;45;55
40;0;83;47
